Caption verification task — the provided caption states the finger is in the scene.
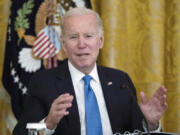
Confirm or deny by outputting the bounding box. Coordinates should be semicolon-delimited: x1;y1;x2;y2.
154;94;167;111
58;93;73;101
58;95;74;104
158;101;168;113
162;94;167;102
159;88;167;101
153;86;167;101
53;95;73;112
55;94;74;104
140;91;148;104
160;85;167;92
160;95;167;107
151;93;165;107
163;102;168;110
48;104;71;120
51;93;73;106
55;93;70;102
56;109;69;117
56;103;72;111
59;93;71;98
157;86;167;96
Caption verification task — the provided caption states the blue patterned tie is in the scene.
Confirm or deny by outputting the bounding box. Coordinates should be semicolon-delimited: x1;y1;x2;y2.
83;75;103;135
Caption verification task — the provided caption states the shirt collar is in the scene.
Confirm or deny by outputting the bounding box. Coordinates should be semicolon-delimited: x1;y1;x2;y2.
68;60;100;85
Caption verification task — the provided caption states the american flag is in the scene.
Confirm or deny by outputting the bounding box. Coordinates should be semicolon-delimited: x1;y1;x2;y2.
32;26;60;59
2;0;92;121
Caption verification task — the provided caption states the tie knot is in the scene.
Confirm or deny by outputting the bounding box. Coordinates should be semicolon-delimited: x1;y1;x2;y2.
83;75;92;85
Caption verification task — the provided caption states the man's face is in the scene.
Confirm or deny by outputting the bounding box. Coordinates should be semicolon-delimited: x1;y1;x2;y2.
61;13;104;74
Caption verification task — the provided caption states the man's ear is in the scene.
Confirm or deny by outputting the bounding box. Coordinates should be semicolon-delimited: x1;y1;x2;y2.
60;36;66;52
99;33;104;49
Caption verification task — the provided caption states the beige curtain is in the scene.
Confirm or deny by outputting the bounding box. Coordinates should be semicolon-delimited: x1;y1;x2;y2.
0;0;180;134
92;0;180;133
0;0;16;135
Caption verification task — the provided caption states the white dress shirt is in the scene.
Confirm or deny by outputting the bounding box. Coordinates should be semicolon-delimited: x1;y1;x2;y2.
68;61;113;135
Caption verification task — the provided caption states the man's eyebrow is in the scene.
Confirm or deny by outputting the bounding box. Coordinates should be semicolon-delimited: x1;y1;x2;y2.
85;32;96;35
67;33;78;36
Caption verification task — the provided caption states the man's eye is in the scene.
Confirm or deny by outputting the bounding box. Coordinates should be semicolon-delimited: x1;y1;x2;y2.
70;36;77;39
86;35;93;38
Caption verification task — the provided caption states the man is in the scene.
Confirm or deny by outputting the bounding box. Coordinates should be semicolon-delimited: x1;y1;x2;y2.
13;7;167;135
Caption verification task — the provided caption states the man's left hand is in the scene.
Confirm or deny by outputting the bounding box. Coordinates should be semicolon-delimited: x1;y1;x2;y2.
139;86;168;130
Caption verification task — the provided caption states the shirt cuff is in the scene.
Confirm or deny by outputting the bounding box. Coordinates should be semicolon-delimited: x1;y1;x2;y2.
40;118;56;135
143;120;161;132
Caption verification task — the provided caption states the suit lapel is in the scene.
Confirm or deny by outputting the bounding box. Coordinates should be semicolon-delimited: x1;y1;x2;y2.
55;61;80;135
97;66;122;133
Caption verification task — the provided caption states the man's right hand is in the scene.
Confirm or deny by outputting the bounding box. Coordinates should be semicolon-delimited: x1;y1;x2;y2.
45;93;74;129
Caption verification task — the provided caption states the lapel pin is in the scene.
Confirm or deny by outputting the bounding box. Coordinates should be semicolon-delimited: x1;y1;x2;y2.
121;84;126;89
107;81;112;86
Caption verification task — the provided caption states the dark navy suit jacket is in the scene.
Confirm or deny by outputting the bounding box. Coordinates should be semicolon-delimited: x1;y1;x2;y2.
13;60;144;135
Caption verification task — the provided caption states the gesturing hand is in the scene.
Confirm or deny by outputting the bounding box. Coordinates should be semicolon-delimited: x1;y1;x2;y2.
45;93;74;130
139;86;168;130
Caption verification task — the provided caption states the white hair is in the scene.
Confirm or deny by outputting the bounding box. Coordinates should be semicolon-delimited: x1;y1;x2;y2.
60;7;104;36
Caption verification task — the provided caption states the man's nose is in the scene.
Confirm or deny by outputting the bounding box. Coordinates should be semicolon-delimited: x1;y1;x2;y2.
78;37;86;48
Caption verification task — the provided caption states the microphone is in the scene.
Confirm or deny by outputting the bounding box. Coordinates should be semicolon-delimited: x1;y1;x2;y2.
120;84;151;135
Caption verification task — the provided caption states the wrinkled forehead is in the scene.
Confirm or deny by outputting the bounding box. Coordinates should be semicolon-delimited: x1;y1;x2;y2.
62;13;99;33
